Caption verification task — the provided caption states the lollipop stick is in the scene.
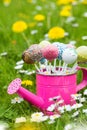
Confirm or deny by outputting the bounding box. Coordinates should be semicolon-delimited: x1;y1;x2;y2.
39;62;43;72
45;60;48;72
63;64;68;73
71;62;78;72
62;62;67;72
34;64;40;72
53;59;56;72
58;60;62;72
49;62;52;74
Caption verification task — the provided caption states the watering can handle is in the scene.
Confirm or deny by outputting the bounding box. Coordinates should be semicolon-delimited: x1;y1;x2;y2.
76;66;87;92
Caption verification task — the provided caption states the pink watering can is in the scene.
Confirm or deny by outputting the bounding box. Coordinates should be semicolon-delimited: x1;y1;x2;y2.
7;67;87;112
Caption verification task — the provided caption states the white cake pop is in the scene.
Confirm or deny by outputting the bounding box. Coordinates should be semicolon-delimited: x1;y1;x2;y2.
62;48;78;73
62;48;77;64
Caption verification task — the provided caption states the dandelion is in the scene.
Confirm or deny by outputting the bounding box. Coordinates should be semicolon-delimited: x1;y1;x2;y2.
21;80;33;86
34;14;45;21
48;26;65;39
30;112;48;122
60;9;71;17
15;117;26;123
15;123;40;130
82;0;87;4
11;97;24;104
63;5;72;11
57;0;75;5
3;0;11;6
12;21;27;33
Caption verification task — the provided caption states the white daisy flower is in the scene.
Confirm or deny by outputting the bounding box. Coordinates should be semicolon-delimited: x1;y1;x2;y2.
11;97;24;104
49;114;60;120
82;109;87;114
72;23;79;27
16;60;24;65
82;36;87;40
0;122;9;130
64;105;72;112
58;106;65;113
30;112;48;122
65;16;75;23
64;124;73;130
14;64;23;70
49;96;61;101
47;104;56;112
15;117;26;123
83;12;87;17
31;30;38;35
71;111;79;118
0;52;8;56
83;89;87;95
71;103;83;109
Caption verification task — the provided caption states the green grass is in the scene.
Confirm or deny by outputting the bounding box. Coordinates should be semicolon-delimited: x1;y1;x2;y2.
0;0;87;129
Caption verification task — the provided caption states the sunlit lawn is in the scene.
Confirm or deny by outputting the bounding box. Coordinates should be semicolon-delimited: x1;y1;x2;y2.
0;0;87;129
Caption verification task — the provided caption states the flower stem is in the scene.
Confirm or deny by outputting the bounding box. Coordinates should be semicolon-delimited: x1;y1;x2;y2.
21;32;29;46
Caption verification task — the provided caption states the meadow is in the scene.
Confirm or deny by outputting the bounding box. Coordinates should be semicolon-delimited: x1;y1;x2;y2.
0;0;87;130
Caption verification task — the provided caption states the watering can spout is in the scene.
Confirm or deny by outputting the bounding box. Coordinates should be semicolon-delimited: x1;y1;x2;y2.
7;78;44;110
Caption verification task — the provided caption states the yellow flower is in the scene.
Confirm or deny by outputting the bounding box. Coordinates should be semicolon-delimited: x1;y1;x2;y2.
3;0;11;6
15;123;40;130
63;5;72;11
82;0;87;4
28;22;36;28
21;80;33;86
34;14;45;21
60;9;71;17
57;0;75;5
12;21;27;33
27;0;32;3
48;26;65;39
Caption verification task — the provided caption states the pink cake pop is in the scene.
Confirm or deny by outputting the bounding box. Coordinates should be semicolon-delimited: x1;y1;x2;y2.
41;44;59;61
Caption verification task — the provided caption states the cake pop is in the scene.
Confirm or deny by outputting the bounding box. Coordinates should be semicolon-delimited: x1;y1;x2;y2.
76;46;87;63
28;44;43;62
39;40;51;48
62;48;78;73
62;48;77;64
41;44;58;61
22;50;35;64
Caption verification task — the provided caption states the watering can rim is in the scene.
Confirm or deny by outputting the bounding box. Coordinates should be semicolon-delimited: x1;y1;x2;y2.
36;67;78;77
